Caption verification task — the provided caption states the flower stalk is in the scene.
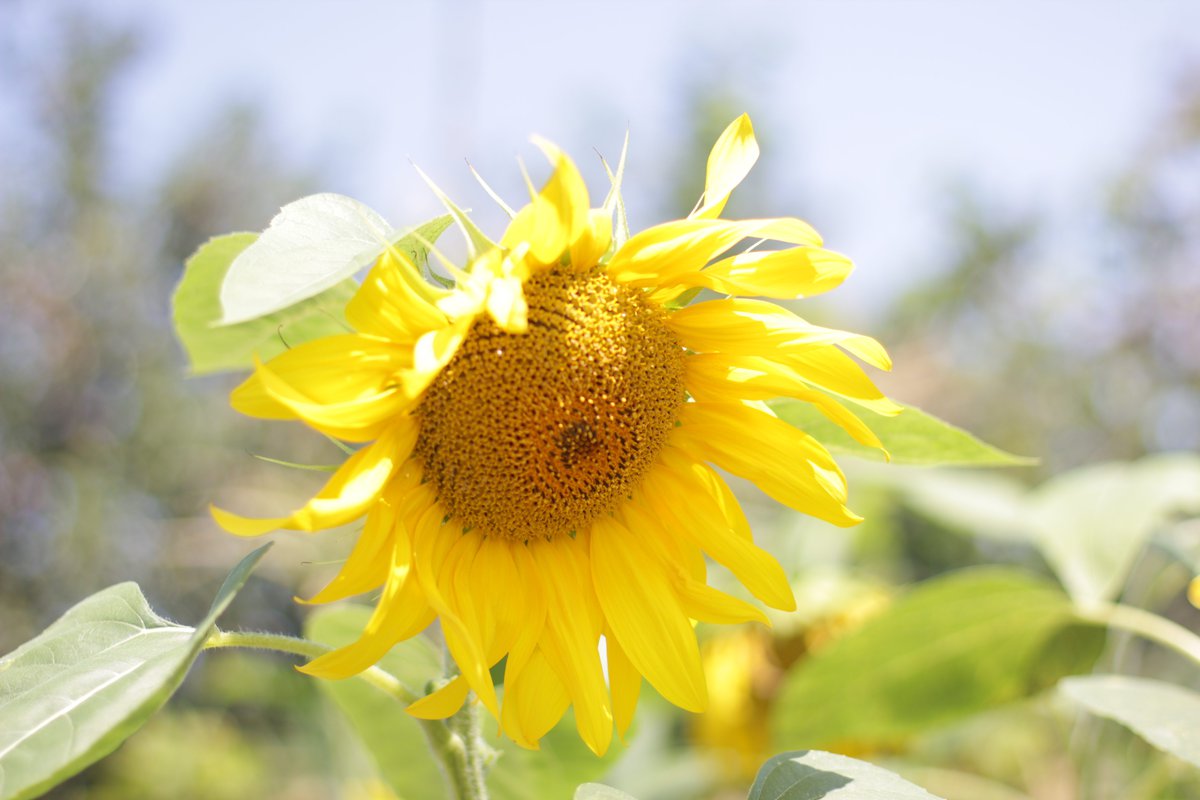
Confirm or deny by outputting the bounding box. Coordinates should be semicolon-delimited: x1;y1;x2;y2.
202;629;491;799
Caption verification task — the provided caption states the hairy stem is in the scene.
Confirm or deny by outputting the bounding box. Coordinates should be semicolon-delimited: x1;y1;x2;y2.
202;629;488;798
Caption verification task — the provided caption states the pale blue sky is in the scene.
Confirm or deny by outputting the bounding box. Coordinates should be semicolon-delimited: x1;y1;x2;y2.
8;0;1200;315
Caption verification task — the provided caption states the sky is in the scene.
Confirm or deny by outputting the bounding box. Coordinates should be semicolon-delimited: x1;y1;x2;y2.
6;0;1200;315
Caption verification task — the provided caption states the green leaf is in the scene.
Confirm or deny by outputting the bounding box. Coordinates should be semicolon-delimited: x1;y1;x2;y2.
304;605;446;800
770;399;1035;467
771;569;1102;749
172;232;357;374
218;193;391;323
306;603;621;800
1061;675;1200;768
749;751;947;799
1028;454;1200;607
218;191;452;324
574;784;638;800
0;544;270;800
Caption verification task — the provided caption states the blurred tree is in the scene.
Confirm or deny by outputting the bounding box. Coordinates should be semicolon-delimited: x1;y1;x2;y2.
0;13;342;796
880;70;1200;475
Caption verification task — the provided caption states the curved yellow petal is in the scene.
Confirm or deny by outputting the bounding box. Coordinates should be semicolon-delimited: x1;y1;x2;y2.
501;139;591;266
234;335;415;442
693;113;759;220
301;465;424;605
349;248;447;343
606;219;755;287
569;209;614;269
500;648;570;749
668;298;892;371
637;451;795;612
298;496;437;679
617;502;768;627
685;353;886;454
591;515;707;713
411;506;500;718
211;420;413;536
605;631;641;741
662;246;853;301
408;675;470;720
529;535;613;756
674;403;861;527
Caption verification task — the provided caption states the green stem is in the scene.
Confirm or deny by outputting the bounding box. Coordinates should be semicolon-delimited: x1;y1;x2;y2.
1077;602;1200;667
202;629;489;799
203;629;416;702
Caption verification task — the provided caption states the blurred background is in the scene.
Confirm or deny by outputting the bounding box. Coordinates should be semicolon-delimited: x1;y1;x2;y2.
2;1;1199;798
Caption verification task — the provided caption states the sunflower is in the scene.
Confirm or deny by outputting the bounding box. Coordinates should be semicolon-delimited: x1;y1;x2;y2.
212;114;898;756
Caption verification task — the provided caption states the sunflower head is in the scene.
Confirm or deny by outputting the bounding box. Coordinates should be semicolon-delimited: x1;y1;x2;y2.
213;113;898;756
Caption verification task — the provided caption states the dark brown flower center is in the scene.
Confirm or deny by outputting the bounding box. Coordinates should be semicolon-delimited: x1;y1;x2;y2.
414;267;686;540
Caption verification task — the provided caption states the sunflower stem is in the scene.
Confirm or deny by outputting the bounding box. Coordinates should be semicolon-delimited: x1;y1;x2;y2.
443;692;492;800
1076;602;1200;667
203;629;488;797
202;629;418;701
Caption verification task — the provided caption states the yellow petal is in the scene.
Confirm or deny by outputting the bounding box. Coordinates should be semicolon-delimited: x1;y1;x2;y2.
638;452;795;611
693;113;759;220
606;219;756;288
402;320;468;397
485;275;528;333
501;541;547;683
411;505;500;718
211;420;412;536
348;248;447;343
590;515;707;713
605;631;641;741
501;139;591;266
662;246;854;301
298;503;437;679
500;649;570;749
236;335;415;442
674;403;862;527
685;354;886;454
408;676;470;720
300;465;424;605
569;209;614;269
668;298;892;371
529;535;613;756
618;502;768;627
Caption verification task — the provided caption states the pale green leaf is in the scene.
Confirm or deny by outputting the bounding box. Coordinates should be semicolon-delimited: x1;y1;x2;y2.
772;569;1102;749
1028;454;1200;607
220;193;397;324
770;399;1034;467
304;606;445;800
749;751;947;800
0;544;270;800
1061;675;1200;768
172;233;355;374
574;784;638;800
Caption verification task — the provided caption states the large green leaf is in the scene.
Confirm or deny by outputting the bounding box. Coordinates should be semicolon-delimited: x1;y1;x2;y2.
1028;454;1200;607
771;399;1034;467
1061;675;1200;768
218;192;451;323
172;233;357;375
306;604;621;800
749;751;946;799
0;544;270;800
771;569;1102;749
